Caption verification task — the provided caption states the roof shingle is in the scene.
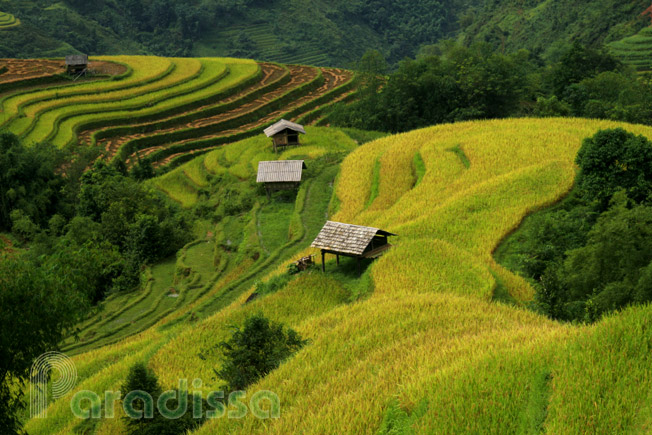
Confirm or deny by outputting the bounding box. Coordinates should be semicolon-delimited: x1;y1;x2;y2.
311;221;395;256
256;160;306;183
264;119;306;137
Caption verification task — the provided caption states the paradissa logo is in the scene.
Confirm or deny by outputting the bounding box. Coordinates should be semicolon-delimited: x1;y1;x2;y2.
30;352;280;421
70;379;281;420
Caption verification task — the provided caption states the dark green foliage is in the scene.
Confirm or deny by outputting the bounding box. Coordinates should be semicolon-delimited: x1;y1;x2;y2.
547;42;622;96
0;254;91;433
331;43;535;133
217;314;307;391
575;128;652;208
78;161;191;265
334;41;652;133
563;194;652;321
0;133;64;231
0;0;647;69
130;158;156;181
497;129;652;323
122;363;205;435
123;363;162;403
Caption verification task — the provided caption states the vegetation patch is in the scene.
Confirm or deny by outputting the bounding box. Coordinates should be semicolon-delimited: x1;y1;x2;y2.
446;144;470;169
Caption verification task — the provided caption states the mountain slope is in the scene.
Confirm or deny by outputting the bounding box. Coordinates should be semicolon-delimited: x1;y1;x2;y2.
23;118;652;434
1;1;650;66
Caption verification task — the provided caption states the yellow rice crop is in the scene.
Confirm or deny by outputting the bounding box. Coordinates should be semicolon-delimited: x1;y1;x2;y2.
28;118;652;434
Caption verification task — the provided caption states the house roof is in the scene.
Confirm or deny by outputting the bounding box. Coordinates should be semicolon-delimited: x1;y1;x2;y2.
311;221;396;256
65;55;88;66
263;119;306;137
256;160;306;183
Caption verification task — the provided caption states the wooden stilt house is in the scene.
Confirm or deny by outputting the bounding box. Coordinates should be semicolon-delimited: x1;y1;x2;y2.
311;221;396;274
264;119;306;152
65;55;88;75
256;160;306;198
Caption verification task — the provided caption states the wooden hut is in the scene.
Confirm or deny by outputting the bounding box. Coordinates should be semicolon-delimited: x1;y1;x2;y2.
256;160;306;197
311;221;396;274
264;119;306;152
65;55;88;75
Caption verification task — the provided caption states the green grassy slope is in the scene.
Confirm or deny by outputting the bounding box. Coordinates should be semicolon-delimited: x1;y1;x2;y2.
0;11;19;29
458;0;649;60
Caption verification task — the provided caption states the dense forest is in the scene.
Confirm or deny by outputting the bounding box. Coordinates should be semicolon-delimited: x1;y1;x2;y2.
0;0;649;66
331;42;652;132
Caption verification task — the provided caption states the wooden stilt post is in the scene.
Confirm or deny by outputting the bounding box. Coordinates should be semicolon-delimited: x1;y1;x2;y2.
321;250;326;272
357;257;361;276
336;254;340;266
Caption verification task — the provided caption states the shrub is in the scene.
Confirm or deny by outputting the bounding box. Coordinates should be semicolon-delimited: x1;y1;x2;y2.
122;362;205;435
576;128;652;208
216;314;308;391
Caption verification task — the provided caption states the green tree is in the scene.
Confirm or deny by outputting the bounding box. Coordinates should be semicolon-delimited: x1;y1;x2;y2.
122;362;205;435
563;193;652;321
217;314;308;391
548;42;621;97
0;254;90;433
0;133;64;231
575;128;652;208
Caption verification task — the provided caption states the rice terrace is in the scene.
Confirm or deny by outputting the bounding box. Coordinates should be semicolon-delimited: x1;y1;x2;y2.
3;1;652;434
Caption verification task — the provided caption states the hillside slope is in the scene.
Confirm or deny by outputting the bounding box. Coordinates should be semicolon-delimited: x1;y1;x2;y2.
458;0;650;60
1;1;650;66
23;118;652;434
0;56;356;168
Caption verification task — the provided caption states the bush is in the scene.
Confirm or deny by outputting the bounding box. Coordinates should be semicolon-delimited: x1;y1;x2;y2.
216;314;308;391
122;362;205;435
575;128;652;208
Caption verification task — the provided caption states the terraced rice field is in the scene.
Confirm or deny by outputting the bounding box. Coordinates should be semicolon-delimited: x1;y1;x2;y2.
0;56;355;168
58;127;359;355
609;26;652;71
0;11;19;29
195;23;330;66
23;118;652;434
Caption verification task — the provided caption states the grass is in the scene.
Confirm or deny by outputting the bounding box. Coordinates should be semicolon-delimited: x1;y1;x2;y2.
412;151;426;187
447;144;471;168
23;119;652;434
23;57;204;145
258;199;295;254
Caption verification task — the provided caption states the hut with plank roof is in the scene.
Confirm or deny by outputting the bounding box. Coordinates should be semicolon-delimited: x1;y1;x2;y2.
256;160;306;198
311;221;396;274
